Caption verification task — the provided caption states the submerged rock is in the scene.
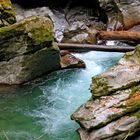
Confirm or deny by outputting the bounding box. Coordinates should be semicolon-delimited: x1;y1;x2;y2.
0;16;60;85
72;45;140;139
0;0;16;27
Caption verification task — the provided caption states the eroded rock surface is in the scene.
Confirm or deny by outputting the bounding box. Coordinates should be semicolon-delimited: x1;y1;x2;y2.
72;45;140;139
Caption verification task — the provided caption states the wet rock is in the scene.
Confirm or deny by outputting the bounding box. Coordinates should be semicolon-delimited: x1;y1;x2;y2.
0;0;16;27
0;16;60;85
60;50;85;69
72;43;140;140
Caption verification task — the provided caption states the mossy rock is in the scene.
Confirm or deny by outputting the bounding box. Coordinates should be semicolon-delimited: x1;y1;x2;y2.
0;16;61;84
0;0;16;27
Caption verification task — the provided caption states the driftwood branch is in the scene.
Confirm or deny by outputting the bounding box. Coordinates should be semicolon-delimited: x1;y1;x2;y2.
57;43;135;52
98;31;140;42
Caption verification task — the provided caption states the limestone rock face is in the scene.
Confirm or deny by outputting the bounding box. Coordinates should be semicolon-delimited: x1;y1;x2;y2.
72;45;140;140
0;16;60;85
0;0;16;27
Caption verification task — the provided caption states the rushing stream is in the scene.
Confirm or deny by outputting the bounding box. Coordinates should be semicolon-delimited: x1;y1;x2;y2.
0;51;123;140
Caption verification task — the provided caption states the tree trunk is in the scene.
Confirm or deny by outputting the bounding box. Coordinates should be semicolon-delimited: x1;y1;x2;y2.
57;43;135;52
98;31;140;42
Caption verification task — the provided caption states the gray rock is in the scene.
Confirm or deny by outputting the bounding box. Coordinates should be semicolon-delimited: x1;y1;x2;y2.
78;115;140;140
0;16;60;84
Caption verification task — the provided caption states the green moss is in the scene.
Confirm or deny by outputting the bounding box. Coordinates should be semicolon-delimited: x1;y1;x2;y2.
0;0;12;8
3;9;16;23
0;0;16;26
134;44;140;58
130;84;140;96
123;51;134;60
29;27;54;43
91;75;109;97
132;110;140;118
0;17;35;33
126;98;140;111
136;44;140;52
0;16;58;56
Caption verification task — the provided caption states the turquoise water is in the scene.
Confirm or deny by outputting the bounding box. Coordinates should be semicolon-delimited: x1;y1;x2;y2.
0;51;123;140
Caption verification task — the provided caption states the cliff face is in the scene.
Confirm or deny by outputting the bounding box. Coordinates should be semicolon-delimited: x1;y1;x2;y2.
72;45;140;140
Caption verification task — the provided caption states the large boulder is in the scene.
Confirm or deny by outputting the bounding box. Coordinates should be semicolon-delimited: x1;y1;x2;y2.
0;0;16;27
0;16;61;85
72;45;140;140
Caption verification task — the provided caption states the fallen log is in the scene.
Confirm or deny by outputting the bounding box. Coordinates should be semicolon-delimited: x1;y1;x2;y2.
98;31;140;42
57;43;135;52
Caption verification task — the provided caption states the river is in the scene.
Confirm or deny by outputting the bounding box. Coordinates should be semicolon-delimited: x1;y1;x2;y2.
0;51;123;140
